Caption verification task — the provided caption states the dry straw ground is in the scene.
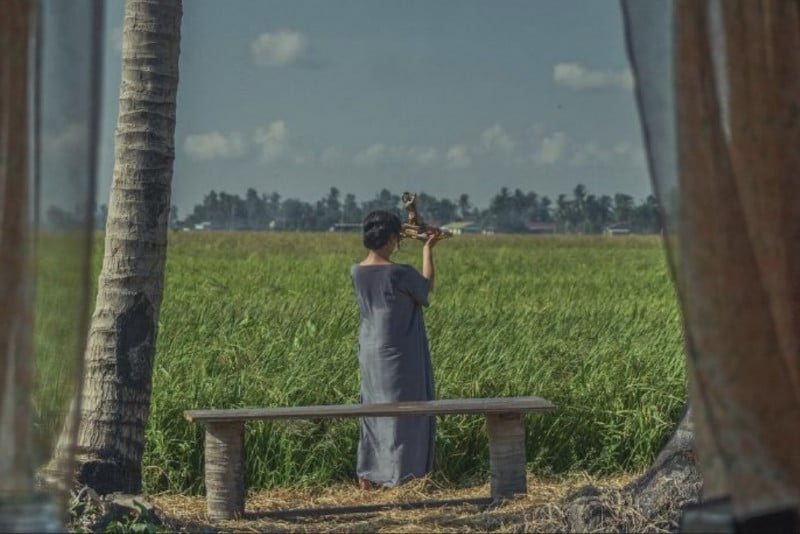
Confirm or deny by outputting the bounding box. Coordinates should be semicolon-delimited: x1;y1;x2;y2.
151;471;674;533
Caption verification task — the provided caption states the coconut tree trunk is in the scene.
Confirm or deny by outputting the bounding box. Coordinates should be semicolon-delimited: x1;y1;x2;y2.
71;0;182;494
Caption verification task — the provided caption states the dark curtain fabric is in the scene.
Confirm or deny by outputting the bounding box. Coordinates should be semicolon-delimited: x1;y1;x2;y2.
0;0;102;497
622;0;800;519
0;0;36;496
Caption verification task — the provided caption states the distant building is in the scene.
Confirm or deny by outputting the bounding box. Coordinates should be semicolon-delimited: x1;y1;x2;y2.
193;221;212;231
525;222;556;234
441;221;480;235
603;222;631;236
329;223;362;232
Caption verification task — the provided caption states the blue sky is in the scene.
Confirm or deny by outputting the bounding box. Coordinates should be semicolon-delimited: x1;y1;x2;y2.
97;0;651;215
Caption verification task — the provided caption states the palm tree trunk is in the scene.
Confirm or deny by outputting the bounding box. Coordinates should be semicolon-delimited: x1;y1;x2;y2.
71;0;182;494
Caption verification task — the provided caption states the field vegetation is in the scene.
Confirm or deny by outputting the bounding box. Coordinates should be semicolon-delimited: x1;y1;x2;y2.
35;232;685;495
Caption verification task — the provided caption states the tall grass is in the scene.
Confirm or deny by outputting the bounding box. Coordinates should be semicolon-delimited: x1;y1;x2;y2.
31;233;90;467
37;232;687;494
146;233;685;494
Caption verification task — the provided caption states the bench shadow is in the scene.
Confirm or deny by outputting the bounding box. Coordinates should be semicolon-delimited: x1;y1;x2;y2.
246;496;493;521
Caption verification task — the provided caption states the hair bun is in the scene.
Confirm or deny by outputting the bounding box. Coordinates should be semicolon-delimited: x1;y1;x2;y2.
362;210;401;250
364;222;385;233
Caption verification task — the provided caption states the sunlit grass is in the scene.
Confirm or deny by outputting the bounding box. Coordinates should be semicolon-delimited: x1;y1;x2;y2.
36;232;687;495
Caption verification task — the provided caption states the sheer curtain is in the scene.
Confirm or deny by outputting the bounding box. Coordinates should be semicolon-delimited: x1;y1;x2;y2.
1;0;102;526
623;0;800;521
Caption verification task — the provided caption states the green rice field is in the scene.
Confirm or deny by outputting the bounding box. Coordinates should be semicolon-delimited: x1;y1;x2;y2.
35;232;687;495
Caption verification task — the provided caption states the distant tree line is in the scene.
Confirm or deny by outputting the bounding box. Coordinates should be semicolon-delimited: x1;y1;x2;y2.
74;184;662;234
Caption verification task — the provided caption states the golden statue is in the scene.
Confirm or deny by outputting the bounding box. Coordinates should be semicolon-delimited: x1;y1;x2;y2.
400;192;453;242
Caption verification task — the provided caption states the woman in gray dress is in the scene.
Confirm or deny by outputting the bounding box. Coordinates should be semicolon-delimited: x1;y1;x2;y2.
350;210;441;490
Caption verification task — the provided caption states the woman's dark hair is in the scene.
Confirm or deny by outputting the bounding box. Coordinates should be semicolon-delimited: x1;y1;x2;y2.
362;210;402;250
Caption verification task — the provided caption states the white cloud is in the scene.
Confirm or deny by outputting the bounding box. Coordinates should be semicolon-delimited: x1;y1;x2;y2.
445;145;471;169
353;144;439;167
612;141;640;155
354;143;387;166
407;146;439;165
480;124;515;152
612;141;646;165
251;30;310;67
569;142;606;166
184;131;245;161
293;155;310;165
320;146;343;165
532;132;567;165
253;120;289;162
553;62;634;91
530;122;547;137
570;140;646;168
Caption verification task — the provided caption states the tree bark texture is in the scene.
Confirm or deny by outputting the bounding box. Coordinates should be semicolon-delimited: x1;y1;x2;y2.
74;0;182;494
0;0;35;498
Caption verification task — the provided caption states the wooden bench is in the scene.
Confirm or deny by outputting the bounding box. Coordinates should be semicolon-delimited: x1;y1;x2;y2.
184;396;557;520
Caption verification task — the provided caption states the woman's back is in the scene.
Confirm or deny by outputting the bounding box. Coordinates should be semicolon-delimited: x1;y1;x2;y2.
350;209;441;488
350;263;429;350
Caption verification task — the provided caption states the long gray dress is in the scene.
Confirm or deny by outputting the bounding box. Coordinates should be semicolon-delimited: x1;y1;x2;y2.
350;263;435;487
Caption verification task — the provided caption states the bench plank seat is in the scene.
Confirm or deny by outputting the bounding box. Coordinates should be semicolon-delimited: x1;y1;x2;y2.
184;396;555;423
184;396;557;520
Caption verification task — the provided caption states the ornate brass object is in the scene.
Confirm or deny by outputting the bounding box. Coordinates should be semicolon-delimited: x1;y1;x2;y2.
400;192;453;242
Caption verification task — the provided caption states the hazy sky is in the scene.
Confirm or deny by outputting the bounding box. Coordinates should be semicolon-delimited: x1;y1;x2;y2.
96;0;651;215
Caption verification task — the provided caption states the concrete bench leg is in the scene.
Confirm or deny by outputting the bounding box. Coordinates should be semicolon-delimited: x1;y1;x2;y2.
486;412;527;502
205;422;245;520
